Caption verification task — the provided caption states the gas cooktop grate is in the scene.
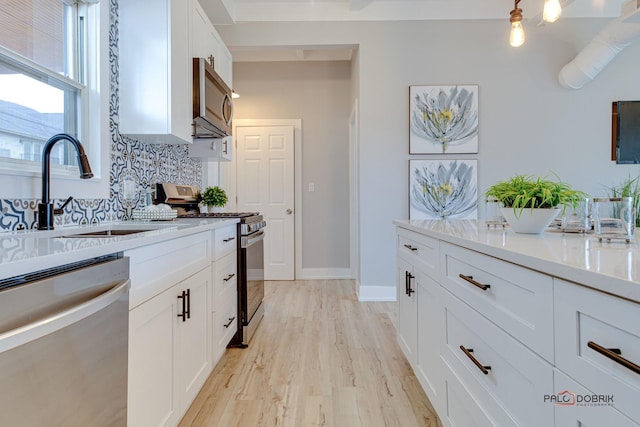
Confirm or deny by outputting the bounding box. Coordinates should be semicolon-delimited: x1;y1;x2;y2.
178;212;259;219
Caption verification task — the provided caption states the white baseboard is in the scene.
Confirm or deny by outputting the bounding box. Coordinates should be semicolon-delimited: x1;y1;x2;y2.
297;268;352;280
357;285;396;302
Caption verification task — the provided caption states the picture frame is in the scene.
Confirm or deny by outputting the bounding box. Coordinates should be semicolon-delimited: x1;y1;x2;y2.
409;85;479;154
409;159;478;220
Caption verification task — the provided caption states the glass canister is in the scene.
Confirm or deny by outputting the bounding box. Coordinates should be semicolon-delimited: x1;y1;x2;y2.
593;197;635;242
561;198;590;233
485;197;506;228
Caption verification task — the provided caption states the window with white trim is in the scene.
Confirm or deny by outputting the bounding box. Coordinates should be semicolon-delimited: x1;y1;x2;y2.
0;0;92;169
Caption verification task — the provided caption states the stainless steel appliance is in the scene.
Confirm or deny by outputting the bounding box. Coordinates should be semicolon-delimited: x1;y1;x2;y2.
235;213;266;346
179;211;266;347
154;182;200;215
193;57;233;139
156;183;266;347
0;254;130;426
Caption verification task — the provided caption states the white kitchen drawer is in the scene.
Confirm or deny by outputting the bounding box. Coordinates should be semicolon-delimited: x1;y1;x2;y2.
441;289;554;427
212;224;237;261
212;273;237;364
555;279;640;422
397;227;440;280
213;251;237;312
441;360;507;427
214;281;237;346
554;369;639;427
211;251;237;364
126;232;211;309
440;242;554;362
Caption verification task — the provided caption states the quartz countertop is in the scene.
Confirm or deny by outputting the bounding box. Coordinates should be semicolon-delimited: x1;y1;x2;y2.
0;218;239;281
394;219;640;303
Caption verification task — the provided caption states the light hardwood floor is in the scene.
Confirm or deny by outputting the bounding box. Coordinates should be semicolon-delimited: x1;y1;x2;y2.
179;280;441;427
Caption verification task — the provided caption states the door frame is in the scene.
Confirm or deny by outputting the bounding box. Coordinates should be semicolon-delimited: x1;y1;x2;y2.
349;99;360;285
232;119;302;279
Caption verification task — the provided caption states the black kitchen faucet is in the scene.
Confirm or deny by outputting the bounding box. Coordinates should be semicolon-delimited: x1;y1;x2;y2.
37;133;94;230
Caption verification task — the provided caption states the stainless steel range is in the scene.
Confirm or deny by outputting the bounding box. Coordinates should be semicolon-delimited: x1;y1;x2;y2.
155;183;266;347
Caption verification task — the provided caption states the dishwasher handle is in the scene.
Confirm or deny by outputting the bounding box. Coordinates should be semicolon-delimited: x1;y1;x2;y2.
0;279;130;353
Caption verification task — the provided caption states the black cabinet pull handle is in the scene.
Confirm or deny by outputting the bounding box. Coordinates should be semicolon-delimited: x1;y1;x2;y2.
405;271;409;296
223;273;235;282
177;290;187;322
223;317;236;328
223;237;235;242
588;341;640;375
403;244;418;252
460;345;491;375
459;274;491;291
407;272;415;296
186;289;191;320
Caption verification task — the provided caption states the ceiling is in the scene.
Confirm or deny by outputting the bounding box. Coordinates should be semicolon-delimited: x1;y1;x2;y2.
199;0;628;62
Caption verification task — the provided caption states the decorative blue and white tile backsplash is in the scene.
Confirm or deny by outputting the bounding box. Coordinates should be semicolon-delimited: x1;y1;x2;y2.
0;0;201;231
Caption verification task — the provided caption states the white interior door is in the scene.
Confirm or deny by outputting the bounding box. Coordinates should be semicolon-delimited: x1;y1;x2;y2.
236;125;295;280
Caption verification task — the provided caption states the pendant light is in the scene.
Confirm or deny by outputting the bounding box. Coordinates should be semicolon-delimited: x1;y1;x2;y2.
543;0;562;23
509;0;525;47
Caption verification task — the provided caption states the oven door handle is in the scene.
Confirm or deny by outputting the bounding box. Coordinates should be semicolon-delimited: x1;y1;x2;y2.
241;230;265;248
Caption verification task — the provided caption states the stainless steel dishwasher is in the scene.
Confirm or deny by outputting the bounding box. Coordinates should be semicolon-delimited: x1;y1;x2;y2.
0;254;130;426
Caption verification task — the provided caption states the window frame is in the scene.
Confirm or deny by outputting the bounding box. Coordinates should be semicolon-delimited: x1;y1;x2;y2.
0;0;109;201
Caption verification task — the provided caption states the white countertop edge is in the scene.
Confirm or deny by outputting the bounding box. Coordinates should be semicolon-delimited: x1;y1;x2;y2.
394;219;640;303
0;218;239;281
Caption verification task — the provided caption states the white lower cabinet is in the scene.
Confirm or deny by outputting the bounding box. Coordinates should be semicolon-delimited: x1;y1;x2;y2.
210;224;239;364
554;369;639;427
211;250;237;365
554;278;640;422
128;281;178;427
415;269;442;414
128;267;211;427
395;225;640;427
126;225;241;426
176;268;210;411
440;242;554;361
396;256;418;366
440;289;553;427
396;230;442;413
442;364;496;427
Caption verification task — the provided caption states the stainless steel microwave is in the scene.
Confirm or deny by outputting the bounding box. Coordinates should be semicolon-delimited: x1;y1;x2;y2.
192;57;233;138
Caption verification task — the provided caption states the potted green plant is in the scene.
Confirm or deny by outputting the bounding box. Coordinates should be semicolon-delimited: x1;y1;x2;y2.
201;186;228;213
485;175;587;234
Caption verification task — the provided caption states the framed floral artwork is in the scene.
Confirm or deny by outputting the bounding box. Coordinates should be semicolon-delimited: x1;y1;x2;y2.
409;85;479;154
409;159;478;220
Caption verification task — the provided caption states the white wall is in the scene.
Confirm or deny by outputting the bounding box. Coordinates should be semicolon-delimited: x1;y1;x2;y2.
232;60;352;272
219;19;640;298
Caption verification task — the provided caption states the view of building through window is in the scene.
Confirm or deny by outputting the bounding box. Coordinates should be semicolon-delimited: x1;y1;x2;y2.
0;0;80;167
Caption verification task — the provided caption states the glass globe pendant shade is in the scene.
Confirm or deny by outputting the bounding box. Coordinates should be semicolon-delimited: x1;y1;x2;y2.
510;21;525;47
543;0;562;23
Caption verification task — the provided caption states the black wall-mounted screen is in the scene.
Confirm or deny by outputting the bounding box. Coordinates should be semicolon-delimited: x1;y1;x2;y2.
613;101;640;164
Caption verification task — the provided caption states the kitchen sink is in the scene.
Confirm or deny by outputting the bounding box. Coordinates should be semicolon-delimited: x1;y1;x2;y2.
58;229;155;238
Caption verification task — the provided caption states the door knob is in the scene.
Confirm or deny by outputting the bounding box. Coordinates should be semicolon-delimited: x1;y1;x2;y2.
286;209;293;215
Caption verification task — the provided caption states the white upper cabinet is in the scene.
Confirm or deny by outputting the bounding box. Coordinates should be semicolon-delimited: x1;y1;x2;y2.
219;42;233;89
191;1;217;62
191;0;233;88
118;0;233;145
118;0;192;144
